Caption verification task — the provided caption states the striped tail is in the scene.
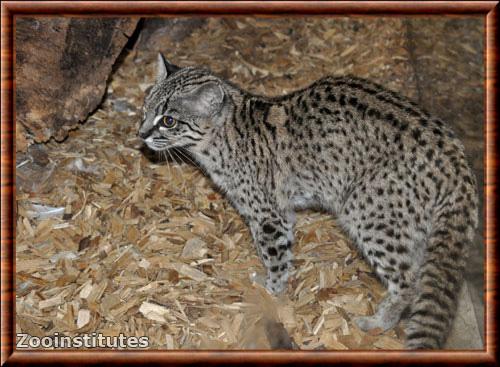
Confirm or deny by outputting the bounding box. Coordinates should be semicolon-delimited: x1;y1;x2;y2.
405;207;476;349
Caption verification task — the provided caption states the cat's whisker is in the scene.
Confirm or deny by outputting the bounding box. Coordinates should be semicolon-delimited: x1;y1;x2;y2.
167;149;179;172
165;149;178;169
170;148;182;167
175;148;207;177
169;148;187;186
174;148;197;168
162;148;173;179
180;148;203;171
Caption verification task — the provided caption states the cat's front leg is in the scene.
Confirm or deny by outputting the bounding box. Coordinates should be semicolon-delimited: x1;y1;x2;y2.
248;213;295;295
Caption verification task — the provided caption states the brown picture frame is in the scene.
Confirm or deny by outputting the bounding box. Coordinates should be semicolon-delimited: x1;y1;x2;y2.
1;1;497;365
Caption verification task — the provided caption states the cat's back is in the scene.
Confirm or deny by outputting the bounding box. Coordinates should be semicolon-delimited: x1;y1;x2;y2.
278;75;471;177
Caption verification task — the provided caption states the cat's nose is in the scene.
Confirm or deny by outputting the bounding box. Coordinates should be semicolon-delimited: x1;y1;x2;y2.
137;130;149;140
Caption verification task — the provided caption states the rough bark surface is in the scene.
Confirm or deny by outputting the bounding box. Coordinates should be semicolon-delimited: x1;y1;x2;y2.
15;17;138;151
135;18;206;51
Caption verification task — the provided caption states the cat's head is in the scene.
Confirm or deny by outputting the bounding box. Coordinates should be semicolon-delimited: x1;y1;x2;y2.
138;53;230;152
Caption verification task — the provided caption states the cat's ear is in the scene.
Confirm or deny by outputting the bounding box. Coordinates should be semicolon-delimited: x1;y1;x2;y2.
157;53;180;80
182;82;225;118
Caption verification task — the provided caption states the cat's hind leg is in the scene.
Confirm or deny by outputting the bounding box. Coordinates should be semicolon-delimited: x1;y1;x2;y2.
352;237;418;332
354;280;413;331
338;181;424;332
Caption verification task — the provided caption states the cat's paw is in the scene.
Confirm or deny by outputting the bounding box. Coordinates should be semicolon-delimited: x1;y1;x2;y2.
353;315;381;331
354;314;397;332
265;275;288;295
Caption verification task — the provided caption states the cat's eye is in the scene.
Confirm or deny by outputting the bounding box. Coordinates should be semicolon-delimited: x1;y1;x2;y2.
161;115;177;129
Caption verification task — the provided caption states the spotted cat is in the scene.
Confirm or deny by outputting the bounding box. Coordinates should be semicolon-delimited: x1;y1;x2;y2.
138;54;478;349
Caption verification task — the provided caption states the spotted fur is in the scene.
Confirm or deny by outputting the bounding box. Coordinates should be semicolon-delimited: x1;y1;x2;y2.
138;54;478;349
